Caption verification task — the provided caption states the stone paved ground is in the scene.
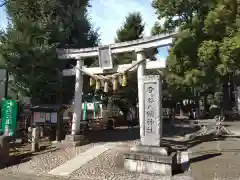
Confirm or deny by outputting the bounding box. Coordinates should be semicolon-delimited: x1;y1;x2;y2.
0;172;73;180
2;123;240;180
71;140;139;180
0;171;193;180
186;137;240;180
1;142;104;174
71;141;193;180
71;124;240;180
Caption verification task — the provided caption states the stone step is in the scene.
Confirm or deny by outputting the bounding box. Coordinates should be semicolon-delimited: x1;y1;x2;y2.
130;145;169;156
124;151;176;164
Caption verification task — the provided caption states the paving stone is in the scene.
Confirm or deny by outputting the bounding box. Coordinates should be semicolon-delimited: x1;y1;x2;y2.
1;142;102;174
186;138;240;180
71;141;191;180
2;124;240;180
71;141;140;180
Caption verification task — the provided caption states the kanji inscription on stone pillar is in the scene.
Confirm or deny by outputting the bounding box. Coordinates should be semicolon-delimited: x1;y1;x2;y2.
142;75;162;147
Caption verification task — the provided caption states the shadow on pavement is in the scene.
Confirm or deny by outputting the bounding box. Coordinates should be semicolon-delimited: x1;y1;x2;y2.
86;127;140;143
0;152;32;170
84;121;233;152
162;135;228;151
85;121;201;143
190;153;222;164
163;124;200;137
0;145;59;170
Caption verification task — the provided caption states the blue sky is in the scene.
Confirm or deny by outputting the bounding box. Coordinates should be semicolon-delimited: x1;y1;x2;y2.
0;0;169;59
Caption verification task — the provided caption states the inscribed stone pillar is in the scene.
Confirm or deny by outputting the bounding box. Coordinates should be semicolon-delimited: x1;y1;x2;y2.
142;75;162;146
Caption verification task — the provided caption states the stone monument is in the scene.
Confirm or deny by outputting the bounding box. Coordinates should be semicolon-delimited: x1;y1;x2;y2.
31;127;40;152
124;75;177;176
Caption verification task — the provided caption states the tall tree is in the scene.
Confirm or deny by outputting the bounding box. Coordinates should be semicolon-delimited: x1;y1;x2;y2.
152;0;240;110
112;12;145;109
115;12;145;64
0;0;99;104
115;12;144;42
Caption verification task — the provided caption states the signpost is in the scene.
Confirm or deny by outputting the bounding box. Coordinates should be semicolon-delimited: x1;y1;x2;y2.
1;99;18;136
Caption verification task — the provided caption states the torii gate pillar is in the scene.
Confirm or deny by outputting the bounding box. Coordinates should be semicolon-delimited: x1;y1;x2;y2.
63;59;89;146
136;49;146;142
71;59;84;135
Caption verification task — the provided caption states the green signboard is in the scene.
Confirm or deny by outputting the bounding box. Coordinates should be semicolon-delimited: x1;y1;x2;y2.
1;100;18;136
83;102;87;120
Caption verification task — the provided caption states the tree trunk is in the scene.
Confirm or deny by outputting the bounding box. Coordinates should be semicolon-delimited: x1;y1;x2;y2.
222;76;232;112
203;95;208;116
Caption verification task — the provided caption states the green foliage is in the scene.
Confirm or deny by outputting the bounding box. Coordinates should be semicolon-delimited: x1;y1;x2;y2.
0;0;99;104
113;12;145;105
0;54;6;68
115;12;144;43
115;12;145;65
152;0;240;107
207;91;223;107
151;22;164;35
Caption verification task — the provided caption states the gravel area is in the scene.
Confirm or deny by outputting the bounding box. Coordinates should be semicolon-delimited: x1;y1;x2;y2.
1;142;104;174
3;123;240;180
71;141;192;180
0;171;193;180
0;171;74;180
70;124;240;180
0;127;140;176
72;141;139;180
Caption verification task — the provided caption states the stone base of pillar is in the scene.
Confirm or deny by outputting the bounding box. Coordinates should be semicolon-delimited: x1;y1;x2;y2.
124;145;177;176
58;134;89;148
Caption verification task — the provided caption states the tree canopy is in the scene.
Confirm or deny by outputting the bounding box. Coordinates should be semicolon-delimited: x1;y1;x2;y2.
152;0;240;109
115;12;145;65
115;12;144;43
111;12;145;107
0;0;99;104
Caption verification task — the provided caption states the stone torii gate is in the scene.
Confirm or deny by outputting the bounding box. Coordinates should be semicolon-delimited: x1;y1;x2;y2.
58;33;176;175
